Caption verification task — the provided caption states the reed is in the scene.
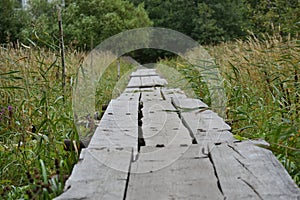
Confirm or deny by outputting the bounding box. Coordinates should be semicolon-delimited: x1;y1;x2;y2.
0;44;135;198
159;34;300;186
209;34;299;185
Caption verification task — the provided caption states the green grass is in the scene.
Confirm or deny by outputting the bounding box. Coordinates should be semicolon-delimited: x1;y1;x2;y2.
0;46;81;199
1;33;299;199
0;46;135;198
158;34;300;186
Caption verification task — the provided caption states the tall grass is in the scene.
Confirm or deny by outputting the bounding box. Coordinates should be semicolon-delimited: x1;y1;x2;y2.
159;34;300;186
0;46;85;198
0;45;136;198
210;34;299;185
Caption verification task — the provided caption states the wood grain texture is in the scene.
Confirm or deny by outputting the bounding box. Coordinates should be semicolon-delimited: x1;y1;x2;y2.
161;88;188;100
180;109;231;133
127;76;142;88
55;147;132;200
58;69;300;200
89;99;139;154
117;90;140;101
126;145;224;200
210;140;300;200
172;98;208;109
141;100;192;146
141;89;163;101
130;69;157;77
141;76;167;87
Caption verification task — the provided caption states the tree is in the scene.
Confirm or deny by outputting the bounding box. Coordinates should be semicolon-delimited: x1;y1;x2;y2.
192;2;224;44
247;0;300;35
130;0;250;44
204;0;251;42
0;0;29;44
21;0;152;49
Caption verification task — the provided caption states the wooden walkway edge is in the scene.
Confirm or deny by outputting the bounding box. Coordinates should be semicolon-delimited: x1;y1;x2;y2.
56;69;300;200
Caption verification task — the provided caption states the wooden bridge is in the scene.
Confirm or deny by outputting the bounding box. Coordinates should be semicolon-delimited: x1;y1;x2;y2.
56;69;300;200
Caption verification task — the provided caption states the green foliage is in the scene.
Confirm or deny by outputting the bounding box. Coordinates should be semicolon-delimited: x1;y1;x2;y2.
95;59;136;111
248;0;300;35
0;46;82;198
203;0;250;42
158;58;211;104
210;34;300;185
0;45;137;198
21;0;152;49
131;0;250;44
158;34;300;186
0;0;29;44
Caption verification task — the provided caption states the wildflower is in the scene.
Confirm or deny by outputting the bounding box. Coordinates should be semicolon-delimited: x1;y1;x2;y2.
7;106;13;126
8;105;13;118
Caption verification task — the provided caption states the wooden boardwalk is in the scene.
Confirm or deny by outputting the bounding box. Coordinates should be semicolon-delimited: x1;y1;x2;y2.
56;69;300;200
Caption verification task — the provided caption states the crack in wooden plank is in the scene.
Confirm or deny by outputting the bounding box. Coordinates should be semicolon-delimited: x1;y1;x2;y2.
227;144;247;159
170;97;198;144
123;149;133;200
159;88;166;100
207;147;224;197
138;93;145;152
239;178;263;200
233;156;260;181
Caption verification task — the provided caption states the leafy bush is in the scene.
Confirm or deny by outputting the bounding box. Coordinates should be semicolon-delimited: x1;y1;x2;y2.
0;0;30;44
21;0;152;49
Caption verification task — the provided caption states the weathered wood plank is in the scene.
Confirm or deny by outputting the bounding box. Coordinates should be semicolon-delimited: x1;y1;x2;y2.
126;145;224;200
161;88;188;100
89;99;139;154
127;75;167;88
130;69;157;77
210;141;300;200
152;76;168;86
195;130;235;145
172;98;208;109
139;76;167;87
183;110;231;131
55;147;132;200
140;89;163;101
127;76;142;88
141;100;192;146
141;76;155;87
167;97;232;144
116;90;140;101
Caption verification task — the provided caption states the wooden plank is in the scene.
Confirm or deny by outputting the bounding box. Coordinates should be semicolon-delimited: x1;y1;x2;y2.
127;75;167;88
172;98;208;109
116;90;140;101
89;99;139;154
127;76;142;88
141;100;192;146
141;89;163;102
165;91;230;133
210;141;300;200
126;145;224;199
161;88;188;100
196;130;235;145
55;147;132;200
131;69;157;77
162;90;233;143
180;109;231;136
152;76;168;86
141;76;155;87
140;76;167;87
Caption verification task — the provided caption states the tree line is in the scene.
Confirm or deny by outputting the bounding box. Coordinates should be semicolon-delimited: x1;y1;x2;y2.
0;0;299;49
